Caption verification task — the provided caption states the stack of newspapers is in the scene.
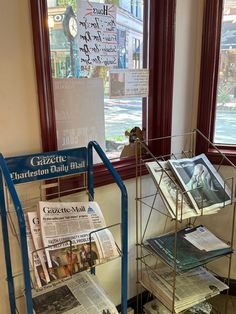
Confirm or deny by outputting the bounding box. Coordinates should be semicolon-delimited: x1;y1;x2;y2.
145;153;232;220
143;225;232;313
145;225;232;272
143;299;212;314
25;201;119;313
141;265;228;313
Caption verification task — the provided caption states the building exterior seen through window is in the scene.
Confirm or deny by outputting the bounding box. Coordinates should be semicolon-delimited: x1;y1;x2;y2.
47;0;145;158
132;38;141;68
214;0;236;145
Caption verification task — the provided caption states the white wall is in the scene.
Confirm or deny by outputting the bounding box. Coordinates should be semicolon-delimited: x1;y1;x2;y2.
1;0;235;313
0;1;42;312
0;1;41;157
172;0;204;136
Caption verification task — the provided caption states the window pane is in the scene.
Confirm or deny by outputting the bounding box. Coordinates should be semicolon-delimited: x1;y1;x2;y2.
47;0;146;159
214;0;236;144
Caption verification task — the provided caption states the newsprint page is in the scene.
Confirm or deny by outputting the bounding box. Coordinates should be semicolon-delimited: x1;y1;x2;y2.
32;271;118;314
145;160;198;220
39;202;119;272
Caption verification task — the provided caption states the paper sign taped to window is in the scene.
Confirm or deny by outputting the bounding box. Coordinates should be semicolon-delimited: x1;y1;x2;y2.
53;78;105;163
109;69;149;98
77;1;118;67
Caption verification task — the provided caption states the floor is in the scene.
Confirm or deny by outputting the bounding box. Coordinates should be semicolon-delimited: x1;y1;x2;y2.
210;295;236;314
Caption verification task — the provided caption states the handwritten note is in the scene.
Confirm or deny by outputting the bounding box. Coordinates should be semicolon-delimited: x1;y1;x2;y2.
77;1;118;67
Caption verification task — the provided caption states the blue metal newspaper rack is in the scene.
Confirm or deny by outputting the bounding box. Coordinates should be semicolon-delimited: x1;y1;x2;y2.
0;141;128;314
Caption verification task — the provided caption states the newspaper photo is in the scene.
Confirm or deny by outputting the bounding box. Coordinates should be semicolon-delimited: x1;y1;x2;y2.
32;271;118;314
25;214;46;288
168;154;232;213
145;161;198;220
39;201;119;272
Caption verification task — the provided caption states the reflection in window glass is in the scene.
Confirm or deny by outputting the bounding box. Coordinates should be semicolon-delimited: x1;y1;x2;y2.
214;0;236;144
47;0;145;158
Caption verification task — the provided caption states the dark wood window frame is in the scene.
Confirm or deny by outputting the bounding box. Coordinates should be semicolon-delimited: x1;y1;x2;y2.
197;0;236;165
30;0;176;186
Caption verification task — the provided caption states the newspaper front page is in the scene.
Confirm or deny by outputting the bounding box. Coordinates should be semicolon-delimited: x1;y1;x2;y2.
168;154;232;213
25;214;45;288
32;271;118;314
39;201;119;272
146;161;198;220
28;212;51;285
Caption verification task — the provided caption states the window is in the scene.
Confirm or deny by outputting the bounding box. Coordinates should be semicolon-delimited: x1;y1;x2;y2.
214;0;236;145
197;0;236;164
48;0;144;159
30;0;176;185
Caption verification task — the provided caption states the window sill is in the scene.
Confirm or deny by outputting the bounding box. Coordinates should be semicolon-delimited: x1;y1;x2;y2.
206;147;236;166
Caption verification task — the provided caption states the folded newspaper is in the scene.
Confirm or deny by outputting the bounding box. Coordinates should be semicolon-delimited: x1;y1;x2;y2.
143;299;212;314
168;153;232;213
27;212;51;287
32;271;118;314
141;266;228;313
39;201;119;274
27;211;74;286
145;161;199;220
25;214;49;288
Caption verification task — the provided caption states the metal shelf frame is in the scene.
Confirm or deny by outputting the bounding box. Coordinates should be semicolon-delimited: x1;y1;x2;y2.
135;129;236;314
0;141;128;314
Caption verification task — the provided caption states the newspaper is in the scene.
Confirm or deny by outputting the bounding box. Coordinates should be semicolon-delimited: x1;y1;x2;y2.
39;201;119;272
28;212;51;285
168;154;232;213
143;299;171;314
32;271;118;314
184;225;230;252
143;299;212;314
145;161;198;220
141;266;228;313
25;214;45;288
155;266;228;301
145;225;233;272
